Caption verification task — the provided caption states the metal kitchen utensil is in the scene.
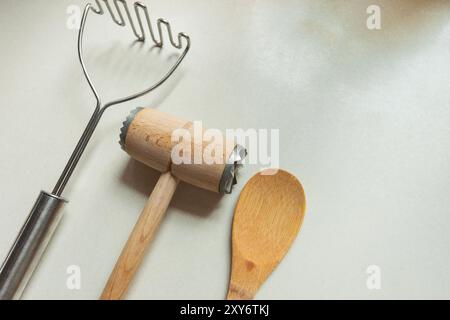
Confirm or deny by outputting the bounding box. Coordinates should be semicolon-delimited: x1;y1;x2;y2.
0;0;190;300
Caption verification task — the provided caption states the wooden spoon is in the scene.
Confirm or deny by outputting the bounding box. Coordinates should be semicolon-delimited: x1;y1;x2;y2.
227;169;306;300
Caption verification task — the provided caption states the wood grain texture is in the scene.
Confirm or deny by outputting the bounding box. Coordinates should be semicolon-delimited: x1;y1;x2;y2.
125;108;233;193
100;171;179;300
125;108;188;172
227;169;306;300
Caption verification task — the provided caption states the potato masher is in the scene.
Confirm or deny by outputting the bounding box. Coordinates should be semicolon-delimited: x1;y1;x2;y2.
0;0;190;300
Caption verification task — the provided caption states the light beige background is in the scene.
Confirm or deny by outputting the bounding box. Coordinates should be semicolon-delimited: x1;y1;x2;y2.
0;0;449;299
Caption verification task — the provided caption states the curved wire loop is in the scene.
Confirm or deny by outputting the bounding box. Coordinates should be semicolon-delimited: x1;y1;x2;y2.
52;1;190;196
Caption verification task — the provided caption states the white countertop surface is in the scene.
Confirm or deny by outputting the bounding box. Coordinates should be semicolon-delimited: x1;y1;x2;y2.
0;0;449;299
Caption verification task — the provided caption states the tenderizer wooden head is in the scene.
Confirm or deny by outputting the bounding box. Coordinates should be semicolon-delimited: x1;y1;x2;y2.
120;107;245;193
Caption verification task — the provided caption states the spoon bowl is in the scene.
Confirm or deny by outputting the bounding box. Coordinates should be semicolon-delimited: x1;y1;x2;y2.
227;169;306;300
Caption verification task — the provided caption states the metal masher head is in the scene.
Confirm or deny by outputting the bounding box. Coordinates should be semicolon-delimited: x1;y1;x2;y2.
53;0;191;196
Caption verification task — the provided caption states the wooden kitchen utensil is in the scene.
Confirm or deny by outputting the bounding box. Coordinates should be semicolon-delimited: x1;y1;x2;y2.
101;108;246;300
227;169;306;300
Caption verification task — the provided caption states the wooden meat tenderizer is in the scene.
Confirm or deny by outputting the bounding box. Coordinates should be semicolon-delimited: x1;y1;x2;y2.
101;108;246;300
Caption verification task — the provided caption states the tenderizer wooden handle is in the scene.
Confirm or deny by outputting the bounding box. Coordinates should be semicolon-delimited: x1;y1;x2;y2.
101;171;179;300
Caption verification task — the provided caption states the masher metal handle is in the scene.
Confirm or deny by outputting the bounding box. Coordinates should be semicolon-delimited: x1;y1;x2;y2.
101;172;179;300
0;192;66;300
